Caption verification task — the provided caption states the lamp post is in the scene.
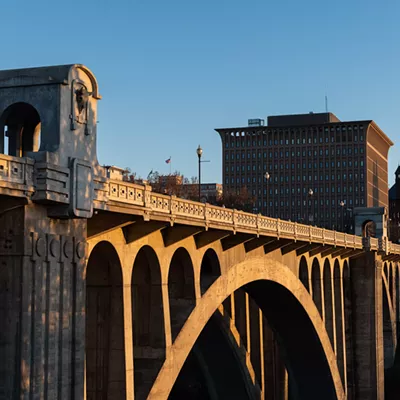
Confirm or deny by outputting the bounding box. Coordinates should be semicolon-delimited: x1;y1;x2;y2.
196;145;203;202
264;172;270;216
340;200;345;232
308;188;314;225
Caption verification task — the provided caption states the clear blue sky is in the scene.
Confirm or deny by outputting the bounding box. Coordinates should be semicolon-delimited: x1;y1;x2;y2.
1;0;399;184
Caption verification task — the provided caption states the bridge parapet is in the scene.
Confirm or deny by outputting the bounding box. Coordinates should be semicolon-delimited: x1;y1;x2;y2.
0;153;34;197
5;151;400;256
99;177;368;249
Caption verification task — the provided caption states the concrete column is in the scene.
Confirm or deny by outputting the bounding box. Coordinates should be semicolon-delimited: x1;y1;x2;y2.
350;252;384;399
249;298;262;387
259;309;265;399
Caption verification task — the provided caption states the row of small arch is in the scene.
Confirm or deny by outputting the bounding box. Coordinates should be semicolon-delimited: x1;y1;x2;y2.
298;256;351;389
85;241;223;399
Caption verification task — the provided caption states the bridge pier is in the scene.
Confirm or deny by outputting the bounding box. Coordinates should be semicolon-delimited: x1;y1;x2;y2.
0;202;86;399
1;63;400;400
350;251;384;399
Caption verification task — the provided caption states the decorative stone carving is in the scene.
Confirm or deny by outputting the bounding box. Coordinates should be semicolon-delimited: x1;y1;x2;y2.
63;239;74;259
49;238;60;258
35;237;46;257
76;241;86;259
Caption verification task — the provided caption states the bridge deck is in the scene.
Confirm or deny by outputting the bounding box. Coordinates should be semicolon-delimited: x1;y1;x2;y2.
1;152;400;255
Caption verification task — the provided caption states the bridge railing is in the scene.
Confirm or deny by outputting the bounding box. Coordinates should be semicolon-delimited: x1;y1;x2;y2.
105;179;368;249
1;153;399;255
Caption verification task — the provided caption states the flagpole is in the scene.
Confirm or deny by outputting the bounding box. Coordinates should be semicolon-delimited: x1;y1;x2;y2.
169;156;172;175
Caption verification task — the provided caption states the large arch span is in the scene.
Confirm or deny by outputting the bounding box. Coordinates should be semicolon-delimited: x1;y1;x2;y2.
148;256;345;400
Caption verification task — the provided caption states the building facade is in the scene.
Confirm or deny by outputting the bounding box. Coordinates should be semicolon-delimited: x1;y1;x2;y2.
389;166;400;243
216;112;393;231
182;182;223;203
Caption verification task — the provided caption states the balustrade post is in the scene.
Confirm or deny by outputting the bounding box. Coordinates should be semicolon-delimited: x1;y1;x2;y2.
204;202;209;224
233;209;238;232
143;184;152;208
256;213;261;237
170;195;176;220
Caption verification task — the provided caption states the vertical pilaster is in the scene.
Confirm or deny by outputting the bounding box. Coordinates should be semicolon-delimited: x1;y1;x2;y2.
350;252;384;399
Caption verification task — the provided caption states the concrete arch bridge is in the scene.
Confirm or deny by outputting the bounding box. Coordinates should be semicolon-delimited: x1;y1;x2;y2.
0;64;399;399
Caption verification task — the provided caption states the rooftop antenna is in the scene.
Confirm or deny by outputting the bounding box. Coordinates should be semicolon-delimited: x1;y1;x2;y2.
325;95;328;112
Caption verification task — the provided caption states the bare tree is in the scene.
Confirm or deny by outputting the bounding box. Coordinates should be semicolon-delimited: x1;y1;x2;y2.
215;187;254;212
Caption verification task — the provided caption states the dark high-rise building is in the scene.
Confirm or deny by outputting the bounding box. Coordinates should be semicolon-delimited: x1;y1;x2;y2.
389;166;400;243
216;112;393;232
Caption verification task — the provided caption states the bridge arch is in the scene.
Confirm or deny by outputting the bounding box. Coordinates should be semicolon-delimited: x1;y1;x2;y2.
200;248;221;295
131;245;165;400
362;219;376;237
168;247;196;341
382;264;396;370
149;257;344;400
298;255;310;293
323;258;334;345
333;259;345;383
85;240;126;399
311;258;323;317
0;102;41;156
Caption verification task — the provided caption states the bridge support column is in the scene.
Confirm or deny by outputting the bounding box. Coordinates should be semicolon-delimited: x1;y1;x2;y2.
0;203;86;400
350;252;384;399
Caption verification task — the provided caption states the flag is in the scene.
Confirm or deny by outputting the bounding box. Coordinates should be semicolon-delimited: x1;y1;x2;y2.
147;169;153;179
165;157;171;164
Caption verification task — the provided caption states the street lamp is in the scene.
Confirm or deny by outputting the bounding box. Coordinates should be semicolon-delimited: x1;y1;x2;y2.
264;172;270;216
308;189;314;225
339;200;345;232
196;145;203;201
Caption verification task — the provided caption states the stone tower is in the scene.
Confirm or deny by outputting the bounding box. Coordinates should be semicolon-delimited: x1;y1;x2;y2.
0;65;104;399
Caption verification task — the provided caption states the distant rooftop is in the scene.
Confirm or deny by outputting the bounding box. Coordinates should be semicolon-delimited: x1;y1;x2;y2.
267;112;340;127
